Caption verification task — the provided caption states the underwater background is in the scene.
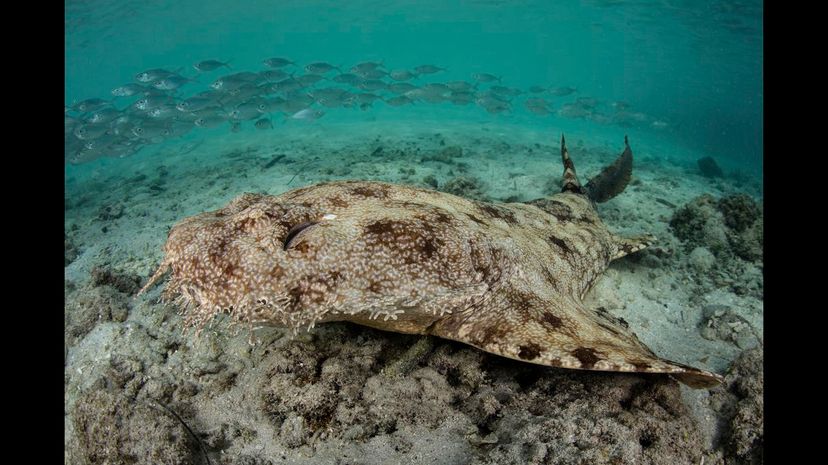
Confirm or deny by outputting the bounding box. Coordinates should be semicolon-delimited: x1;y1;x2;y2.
65;1;763;464
65;0;762;172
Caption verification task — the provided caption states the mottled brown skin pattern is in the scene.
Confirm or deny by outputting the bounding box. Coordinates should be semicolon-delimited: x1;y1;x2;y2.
141;174;722;389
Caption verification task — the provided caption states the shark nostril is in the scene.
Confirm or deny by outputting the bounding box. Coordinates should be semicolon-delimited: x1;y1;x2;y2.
283;221;319;250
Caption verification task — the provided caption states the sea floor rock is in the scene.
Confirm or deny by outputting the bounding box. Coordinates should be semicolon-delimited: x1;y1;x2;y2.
708;348;763;465
69;389;200;465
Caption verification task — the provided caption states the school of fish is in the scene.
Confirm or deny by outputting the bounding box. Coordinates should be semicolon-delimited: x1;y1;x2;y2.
65;57;669;164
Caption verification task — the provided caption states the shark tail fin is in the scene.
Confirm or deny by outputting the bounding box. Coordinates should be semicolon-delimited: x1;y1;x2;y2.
559;134;585;195
585;136;633;203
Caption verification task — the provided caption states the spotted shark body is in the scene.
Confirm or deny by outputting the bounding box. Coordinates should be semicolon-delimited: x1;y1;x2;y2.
139;135;722;388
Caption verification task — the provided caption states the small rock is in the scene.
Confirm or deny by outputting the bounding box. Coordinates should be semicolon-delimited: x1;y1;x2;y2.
422;174;439;189
441;175;486;200
97;203;125;221
90;266;142;294
280;414;308;448
65;235;79;266
698;305;757;349
688;246;716;272
697;156;724;178
439;145;463;158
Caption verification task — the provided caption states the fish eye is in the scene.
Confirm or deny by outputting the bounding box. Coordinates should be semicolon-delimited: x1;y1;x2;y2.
283;222;319;250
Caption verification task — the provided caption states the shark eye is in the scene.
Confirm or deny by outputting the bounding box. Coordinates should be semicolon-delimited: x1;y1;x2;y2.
283;222;318;250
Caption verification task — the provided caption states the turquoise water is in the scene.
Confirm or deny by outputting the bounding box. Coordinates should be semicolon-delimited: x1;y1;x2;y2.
65;0;762;173
64;4;764;461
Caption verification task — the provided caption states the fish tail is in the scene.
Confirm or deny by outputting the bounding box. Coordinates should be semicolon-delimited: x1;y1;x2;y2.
584;136;633;203
559;134;584;195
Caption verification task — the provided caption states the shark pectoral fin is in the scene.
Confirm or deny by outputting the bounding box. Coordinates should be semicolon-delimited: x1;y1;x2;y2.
612;234;656;260
670;365;726;389
429;293;722;389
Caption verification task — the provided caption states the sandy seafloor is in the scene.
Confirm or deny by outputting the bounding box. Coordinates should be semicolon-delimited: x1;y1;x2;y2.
64;120;763;465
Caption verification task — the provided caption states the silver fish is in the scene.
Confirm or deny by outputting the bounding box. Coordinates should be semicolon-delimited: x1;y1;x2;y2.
298;74;327;86
449;91;475;105
490;85;521;97
525;100;551;116
385;95;414;107
262;97;287;113
388;82;417;94
229;101;266;121
211;72;261;90
147;104;178;119
477;96;511;112
153;75;197;91
71;98;110;113
167;121;194;137
263;57;295;68
82;133;120;151
211;79;249;92
271;77;304;93
471;73;502;83
176;97;215;112
73;123;109;140
134;96;173;111
414;64;446;74
483;103;510;114
135;68;178;83
111;83;147;97
194;115;228;128
529;85;547;93
446;81;475;91
317;92;352;108
87;107;121;124
224;83;267;101
194;59;231;72
421;93;447;104
332;73;363;85
131;123;169;139
358;79;387;91
355;68;388;79
575;97;599;109
223;71;261;82
282;94;316;113
259;69;290;82
525;97;549;108
549;86;577;96
351;93;383;104
109;118;138;137
404;88;428;100
423;83;450;94
350;61;384;73
68;145;107;164
254;118;274;129
304;62;340;74
475;94;509;107
389;69;417;81
289;108;325;120
611;101;631;111
557;103;590;119
310;87;348;99
65;115;79;135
